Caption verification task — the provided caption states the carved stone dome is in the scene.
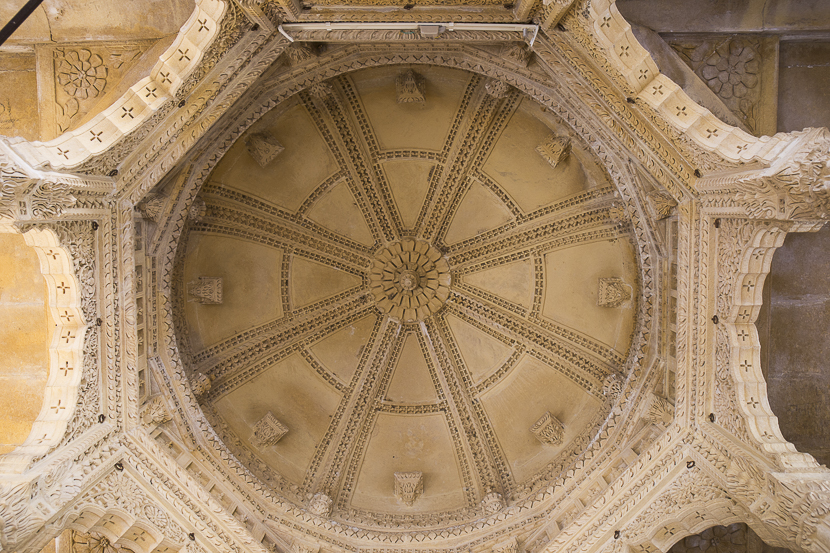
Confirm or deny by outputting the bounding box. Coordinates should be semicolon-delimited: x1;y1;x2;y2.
176;65;640;535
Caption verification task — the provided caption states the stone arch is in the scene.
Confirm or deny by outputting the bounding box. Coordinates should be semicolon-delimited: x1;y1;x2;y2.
0;225;86;474
722;221;826;469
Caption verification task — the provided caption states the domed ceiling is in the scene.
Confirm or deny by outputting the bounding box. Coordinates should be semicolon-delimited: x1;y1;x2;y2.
176;65;639;527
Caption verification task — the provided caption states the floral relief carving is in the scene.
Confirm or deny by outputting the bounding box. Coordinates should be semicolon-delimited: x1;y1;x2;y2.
57;49;108;100
669;38;762;134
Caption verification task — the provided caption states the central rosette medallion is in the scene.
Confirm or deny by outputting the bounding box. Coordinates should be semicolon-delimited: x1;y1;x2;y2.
370;239;451;322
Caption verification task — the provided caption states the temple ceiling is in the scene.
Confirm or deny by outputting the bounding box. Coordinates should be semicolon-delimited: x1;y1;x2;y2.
174;65;639;528
2;1;830;553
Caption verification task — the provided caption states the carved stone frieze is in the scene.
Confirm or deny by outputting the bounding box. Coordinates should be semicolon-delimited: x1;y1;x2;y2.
698;129;830;221
251;412;289;447
394;472;424;506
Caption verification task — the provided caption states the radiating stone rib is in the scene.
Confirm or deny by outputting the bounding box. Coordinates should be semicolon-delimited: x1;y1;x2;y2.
446;291;619;389
448;208;616;268
193;204;370;274
301;85;398;243
197;295;374;389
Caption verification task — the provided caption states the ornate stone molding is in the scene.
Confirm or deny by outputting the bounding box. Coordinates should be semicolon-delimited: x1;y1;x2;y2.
698;127;830;221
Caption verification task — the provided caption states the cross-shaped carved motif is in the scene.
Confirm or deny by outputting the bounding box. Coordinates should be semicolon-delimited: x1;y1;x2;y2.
57;281;69;294
51;400;66;414
45;249;59;260
89;130;103;142
747;397;760;409
121;106;134;119
198;18;209;32
742;280;755;292
178;48;191;62
739;359;752;372
737;329;750;342
61;330;75;344
60;362;73;377
160;71;171;84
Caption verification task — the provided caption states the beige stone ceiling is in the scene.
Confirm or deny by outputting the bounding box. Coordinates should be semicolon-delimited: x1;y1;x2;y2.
177;65;639;525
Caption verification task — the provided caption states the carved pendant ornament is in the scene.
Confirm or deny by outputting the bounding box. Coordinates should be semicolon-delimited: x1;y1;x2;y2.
3;1;830;552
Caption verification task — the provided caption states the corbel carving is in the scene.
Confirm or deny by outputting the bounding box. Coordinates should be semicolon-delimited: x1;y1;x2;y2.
493;537;519;553
536;136;571;169
310;82;334;99
501;43;532;67
484;78;511;99
396;70;425;105
188;197;207;223
141;396;172;429
643;394;673;428
137;193;165;222
394;472;424;506
647;191;677;220
308;492;332;517
245;131;285;168
250;412;288;447
602;374;622;400
188;277;223;304
481;491;504;514
530;411;565;445
191;373;212;398
287;43;318;66
598;278;631;308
